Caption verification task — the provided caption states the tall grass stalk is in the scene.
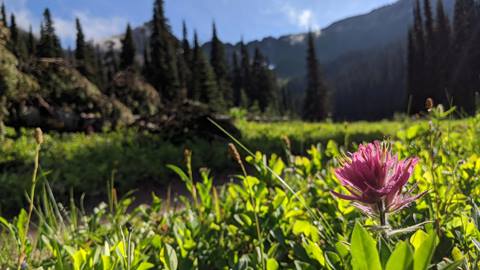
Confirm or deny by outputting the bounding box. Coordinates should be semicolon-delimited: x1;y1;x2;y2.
17;128;43;269
229;143;266;270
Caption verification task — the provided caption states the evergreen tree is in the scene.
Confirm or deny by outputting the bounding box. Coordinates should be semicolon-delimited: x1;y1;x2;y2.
75;18;88;75
85;42;100;83
302;31;328;121
465;0;480;113
142;44;150;78
451;0;476;114
435;0;451;58
37;8;62;58
231;52;243;107
148;0;179;101
9;14;17;47
8;14;26;59
251;47;277;112
190;32;201;100
182;21;191;66
94;45;106;89
407;0;426;113
27;25;36;57
423;0;435;48
178;21;191;96
104;41;118;83
434;0;451;105
423;0;436;101
120;24;136;69
176;51;189;100
73;19;97;83
407;29;415;112
191;31;224;110
1;3;6;27
250;48;263;106
239;40;251;104
210;22;232;106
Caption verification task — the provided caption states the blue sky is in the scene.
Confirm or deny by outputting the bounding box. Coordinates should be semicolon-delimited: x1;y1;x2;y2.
2;0;398;47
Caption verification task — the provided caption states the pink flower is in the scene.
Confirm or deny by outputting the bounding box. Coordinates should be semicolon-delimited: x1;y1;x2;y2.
331;141;425;216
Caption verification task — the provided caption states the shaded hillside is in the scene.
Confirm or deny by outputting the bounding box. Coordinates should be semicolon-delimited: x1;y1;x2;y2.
0;22;135;132
206;0;453;79
326;42;407;120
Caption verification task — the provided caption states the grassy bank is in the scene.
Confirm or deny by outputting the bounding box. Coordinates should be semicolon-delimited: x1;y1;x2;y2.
0;118;467;213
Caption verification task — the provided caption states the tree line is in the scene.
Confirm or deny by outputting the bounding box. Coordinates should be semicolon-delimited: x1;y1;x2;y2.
6;0;480;124
0;0;333;125
407;0;480;115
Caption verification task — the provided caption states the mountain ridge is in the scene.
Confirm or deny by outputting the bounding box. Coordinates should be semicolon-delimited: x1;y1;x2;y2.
100;0;455;120
102;0;454;79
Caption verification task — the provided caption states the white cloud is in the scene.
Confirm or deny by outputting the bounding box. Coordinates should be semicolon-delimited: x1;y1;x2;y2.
1;0;127;46
46;11;127;46
297;9;313;29
2;0;38;32
72;11;127;42
280;3;319;30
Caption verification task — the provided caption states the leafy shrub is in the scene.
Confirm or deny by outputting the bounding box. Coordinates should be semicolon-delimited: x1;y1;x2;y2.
0;111;479;268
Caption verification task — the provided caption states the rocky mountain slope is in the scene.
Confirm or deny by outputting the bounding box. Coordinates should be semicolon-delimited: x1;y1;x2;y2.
101;0;455;119
103;0;454;78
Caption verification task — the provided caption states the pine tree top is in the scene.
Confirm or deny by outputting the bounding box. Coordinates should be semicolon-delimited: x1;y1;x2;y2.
1;3;7;27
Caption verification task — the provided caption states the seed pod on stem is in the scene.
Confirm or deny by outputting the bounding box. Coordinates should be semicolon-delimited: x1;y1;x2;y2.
228;143;247;176
34;128;44;145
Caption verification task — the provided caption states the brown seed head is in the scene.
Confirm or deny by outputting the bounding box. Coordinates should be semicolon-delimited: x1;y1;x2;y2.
425;98;434;111
184;148;192;163
281;135;291;151
34;128;44;145
228;143;242;164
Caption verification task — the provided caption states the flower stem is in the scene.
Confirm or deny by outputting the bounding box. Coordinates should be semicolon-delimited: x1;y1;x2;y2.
377;201;388;227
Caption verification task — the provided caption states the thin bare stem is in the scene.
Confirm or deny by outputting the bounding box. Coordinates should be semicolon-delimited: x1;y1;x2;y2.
17;141;41;269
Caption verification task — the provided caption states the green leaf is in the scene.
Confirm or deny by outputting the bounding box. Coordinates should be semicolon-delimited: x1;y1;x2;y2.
350;222;382;270
379;236;392;268
16;209;27;244
294;260;316;270
266;258;279;270
167;164;194;193
166;165;190;183
325;251;342;270
473;239;480;251
413;232;438;270
101;255;111;270
410;230;428;250
160;244;178;270
0;216;15;236
437;260;464;270
292;220;319;242
137;262;155;270
386;241;414;270
302;240;325;266
72;249;87;270
0;216;10;228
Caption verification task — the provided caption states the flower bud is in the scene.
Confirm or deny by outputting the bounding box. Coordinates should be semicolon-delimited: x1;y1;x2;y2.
228;143;242;165
425;98;434;111
281;135;291;151
34;128;44;145
184;148;192;165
